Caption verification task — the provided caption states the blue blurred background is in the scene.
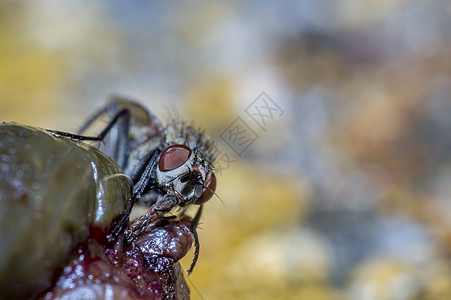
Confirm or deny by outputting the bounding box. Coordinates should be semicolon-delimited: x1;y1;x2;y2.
1;1;451;299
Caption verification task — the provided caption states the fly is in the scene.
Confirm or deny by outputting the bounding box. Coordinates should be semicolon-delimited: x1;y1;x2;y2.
48;96;217;274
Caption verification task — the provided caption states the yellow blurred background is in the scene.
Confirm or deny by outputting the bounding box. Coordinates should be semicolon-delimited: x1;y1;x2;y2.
2;1;451;299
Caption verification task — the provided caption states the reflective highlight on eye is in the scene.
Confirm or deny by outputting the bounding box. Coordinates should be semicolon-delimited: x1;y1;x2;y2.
195;173;216;204
158;145;192;172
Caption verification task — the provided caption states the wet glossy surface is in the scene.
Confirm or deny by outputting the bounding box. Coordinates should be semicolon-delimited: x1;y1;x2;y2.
0;123;131;299
42;216;193;300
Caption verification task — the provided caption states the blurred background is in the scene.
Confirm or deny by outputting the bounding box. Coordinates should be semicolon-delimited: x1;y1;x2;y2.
1;1;451;299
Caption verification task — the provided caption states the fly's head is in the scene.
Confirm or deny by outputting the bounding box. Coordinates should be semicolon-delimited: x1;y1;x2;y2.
155;122;216;207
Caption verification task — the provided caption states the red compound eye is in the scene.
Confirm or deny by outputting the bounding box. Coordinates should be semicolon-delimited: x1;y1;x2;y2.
158;145;192;172
195;173;216;205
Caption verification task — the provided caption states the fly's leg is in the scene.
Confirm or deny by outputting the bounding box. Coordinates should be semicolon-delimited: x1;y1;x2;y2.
110;150;162;239
77;100;132;169
187;205;203;275
76;95;163;173
77;105;111;135
48;107;131;170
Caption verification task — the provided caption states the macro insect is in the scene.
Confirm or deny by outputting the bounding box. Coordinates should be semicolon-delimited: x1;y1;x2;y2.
49;96;217;272
0;97;217;299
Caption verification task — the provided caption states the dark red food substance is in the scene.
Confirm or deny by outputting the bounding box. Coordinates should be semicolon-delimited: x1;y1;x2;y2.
41;217;193;300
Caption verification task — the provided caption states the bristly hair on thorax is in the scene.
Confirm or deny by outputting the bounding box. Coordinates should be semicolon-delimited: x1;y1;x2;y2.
163;114;217;172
